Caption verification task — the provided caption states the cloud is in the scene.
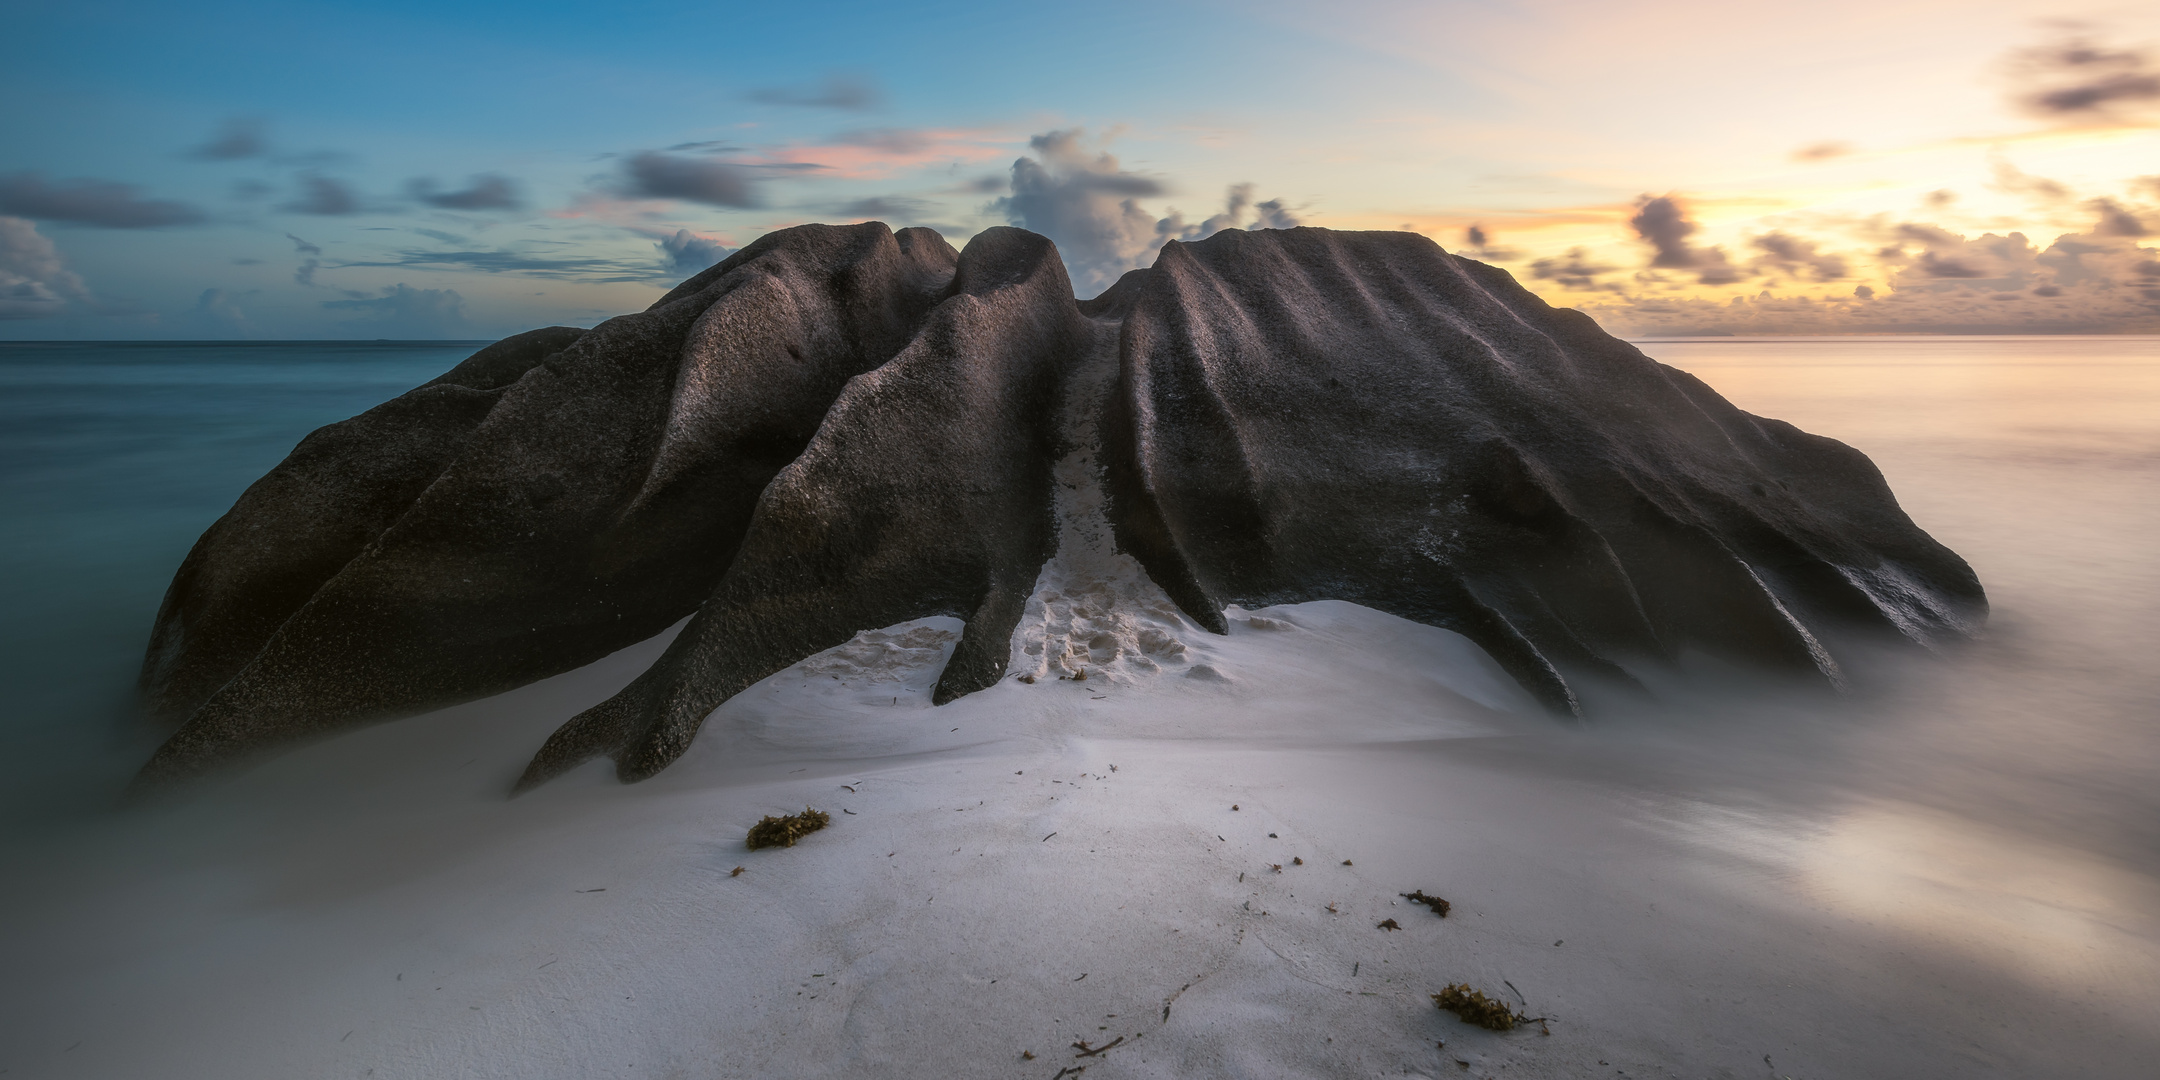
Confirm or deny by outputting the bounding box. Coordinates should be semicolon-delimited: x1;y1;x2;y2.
1628;194;1738;283
1988;156;2072;202
992;130;1174;294
2089;198;2147;237
1749;232;1847;280
1460;223;1522;261
2005;29;2160;121
1572;219;2160;335
336;245;686;283
408;174;522;211
838;196;930;220
175;288;251;335
993;129;1299;295
287;232;323;286
0;216;89;319
1791;141;1854;162
832;129;934;155
747;73;880;110
283;174;360;215
1578;241;2160;335
190;117;267;160
1882;222;2029;279
321;283;467;337
1252;197;1300;231
742;128;1012;181
665;140;746;154
1628;195;1700;268
618;152;760;208
1165;183;1300;238
1528;247;1617;290
658;229;730;276
0;172;206;228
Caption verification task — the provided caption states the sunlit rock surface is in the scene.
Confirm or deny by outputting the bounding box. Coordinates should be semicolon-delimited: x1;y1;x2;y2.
134;223;1985;788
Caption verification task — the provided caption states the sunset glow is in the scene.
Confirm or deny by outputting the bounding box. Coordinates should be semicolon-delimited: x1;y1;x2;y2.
5;0;2157;336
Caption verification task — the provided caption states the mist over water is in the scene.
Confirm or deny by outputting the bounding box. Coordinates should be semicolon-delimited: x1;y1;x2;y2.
0;341;486;821
0;335;2154;1077
1641;336;2160;860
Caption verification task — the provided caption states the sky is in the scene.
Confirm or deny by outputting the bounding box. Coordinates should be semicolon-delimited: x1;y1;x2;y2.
3;0;2158;339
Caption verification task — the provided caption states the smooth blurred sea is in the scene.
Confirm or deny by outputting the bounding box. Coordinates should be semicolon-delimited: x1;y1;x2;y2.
1;335;2156;862
0;341;488;822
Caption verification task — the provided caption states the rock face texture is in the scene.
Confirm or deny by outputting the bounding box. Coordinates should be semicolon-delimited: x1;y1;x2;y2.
1099;230;1983;713
135;223;1985;790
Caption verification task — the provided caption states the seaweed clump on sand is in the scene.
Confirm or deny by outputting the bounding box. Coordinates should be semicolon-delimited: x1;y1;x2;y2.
1433;984;1548;1032
1403;889;1451;916
747;807;831;850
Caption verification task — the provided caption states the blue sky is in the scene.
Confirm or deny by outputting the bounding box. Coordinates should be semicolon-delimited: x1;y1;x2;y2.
5;0;2159;337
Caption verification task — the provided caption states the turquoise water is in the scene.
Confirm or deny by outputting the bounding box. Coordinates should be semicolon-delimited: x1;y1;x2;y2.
0;341;487;821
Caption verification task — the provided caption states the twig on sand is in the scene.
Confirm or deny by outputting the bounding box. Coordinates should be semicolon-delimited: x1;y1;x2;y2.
1072;1036;1125;1058
1051;1067;1086;1079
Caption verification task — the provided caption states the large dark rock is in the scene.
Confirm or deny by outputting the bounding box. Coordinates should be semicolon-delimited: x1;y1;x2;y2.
1100;229;1983;712
515;226;1084;787
133;224;1985;790
139;223;961;783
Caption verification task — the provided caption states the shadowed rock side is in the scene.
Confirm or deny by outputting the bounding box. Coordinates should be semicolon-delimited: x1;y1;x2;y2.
138;324;587;723
134;223;1984;792
136;222;962;785
516;227;1081;787
1100;228;1987;712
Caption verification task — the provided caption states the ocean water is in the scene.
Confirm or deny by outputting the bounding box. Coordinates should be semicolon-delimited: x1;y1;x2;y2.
0;335;2155;1077
3;336;2155;835
1640;336;2160;865
0;341;487;822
